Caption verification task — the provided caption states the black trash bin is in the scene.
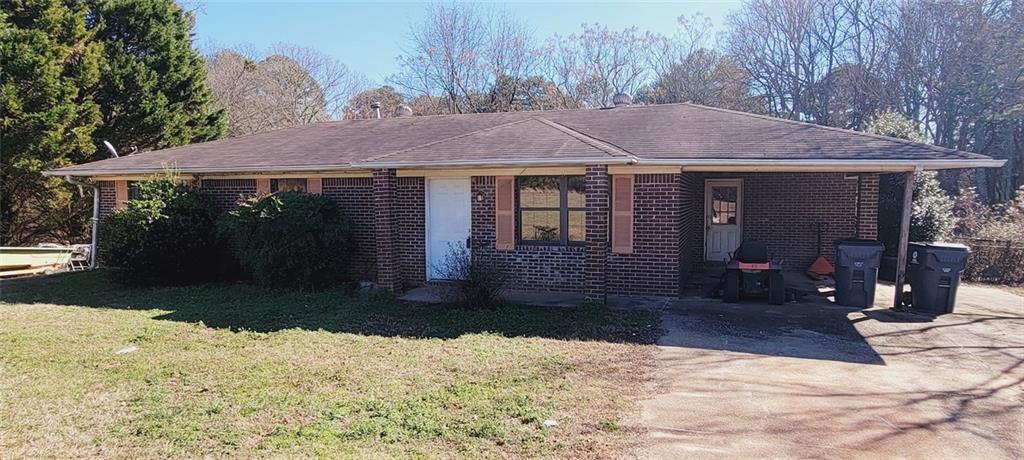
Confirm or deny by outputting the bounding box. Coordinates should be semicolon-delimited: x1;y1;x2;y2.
835;240;885;308
906;242;970;315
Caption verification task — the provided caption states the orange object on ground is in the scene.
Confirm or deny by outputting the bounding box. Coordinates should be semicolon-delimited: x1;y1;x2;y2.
807;255;834;279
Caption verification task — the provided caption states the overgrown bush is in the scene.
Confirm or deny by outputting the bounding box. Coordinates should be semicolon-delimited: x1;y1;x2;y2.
960;239;1024;285
99;173;222;284
437;247;509;308
955;185;1024;284
218;191;351;290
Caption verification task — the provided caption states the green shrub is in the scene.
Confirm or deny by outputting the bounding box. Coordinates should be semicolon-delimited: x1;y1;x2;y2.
868;111;956;251
99;174;222;284
878;171;957;252
218;191;352;290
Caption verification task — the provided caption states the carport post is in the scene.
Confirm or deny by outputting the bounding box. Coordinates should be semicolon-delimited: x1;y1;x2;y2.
892;170;916;309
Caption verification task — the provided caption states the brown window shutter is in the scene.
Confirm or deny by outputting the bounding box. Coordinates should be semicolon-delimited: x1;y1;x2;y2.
611;174;634;254
495;176;515;250
256;178;271;194
114;180;129;210
306;178;322;194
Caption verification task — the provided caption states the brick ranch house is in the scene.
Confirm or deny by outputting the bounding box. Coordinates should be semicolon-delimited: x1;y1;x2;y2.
48;103;1004;301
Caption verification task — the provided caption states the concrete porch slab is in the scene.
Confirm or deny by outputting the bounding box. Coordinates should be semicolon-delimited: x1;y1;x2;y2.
399;285;677;310
399;284;815;309
695;267;835;296
399;285;592;307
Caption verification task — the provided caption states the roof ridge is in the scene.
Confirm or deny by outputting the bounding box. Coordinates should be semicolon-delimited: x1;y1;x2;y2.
359;117;536;162
681;103;966;156
330;103;691;124
533;117;638;159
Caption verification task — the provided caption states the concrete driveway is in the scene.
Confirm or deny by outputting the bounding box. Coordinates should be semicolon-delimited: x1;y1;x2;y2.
638;284;1024;459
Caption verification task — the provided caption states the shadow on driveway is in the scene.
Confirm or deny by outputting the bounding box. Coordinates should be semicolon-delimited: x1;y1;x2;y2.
659;297;886;364
640;284;1024;459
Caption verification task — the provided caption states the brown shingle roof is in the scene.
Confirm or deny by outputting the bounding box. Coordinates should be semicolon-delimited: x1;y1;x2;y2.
360;117;634;167
48;103;1002;176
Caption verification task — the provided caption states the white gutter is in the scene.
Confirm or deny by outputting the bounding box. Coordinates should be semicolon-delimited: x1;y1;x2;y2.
45;157;1005;178
63;176;99;269
643;158;1007;171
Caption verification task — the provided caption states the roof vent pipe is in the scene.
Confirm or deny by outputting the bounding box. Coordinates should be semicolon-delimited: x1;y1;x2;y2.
394;104;413;117
370;102;381;119
612;93;632;108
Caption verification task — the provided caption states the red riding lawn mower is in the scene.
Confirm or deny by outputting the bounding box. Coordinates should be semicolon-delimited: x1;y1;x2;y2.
721;240;786;305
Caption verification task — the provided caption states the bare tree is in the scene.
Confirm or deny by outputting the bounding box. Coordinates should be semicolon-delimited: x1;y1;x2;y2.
270;44;368;120
207;44;367;136
344;86;406;119
647;13;715;83
721;0;1022;201
724;0;826;120
642;49;761;112
541;24;651;108
883;0;1022;201
390;2;535;114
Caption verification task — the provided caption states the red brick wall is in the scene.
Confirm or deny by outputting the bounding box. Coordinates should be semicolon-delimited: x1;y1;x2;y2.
96;170;880;296
607;174;681;296
678;173;702;289
200;179;257;212
98;181;116;218
584;166;610;300
395;177;426;287
684;172;878;271
323;177;377;282
373;169;402;291
472;176;586;293
857;174;879;240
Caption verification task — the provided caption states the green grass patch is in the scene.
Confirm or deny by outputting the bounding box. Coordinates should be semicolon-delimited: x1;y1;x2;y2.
0;271;660;458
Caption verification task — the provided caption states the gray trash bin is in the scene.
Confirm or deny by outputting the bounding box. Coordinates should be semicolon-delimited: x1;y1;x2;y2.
906;242;970;315
835;240;885;308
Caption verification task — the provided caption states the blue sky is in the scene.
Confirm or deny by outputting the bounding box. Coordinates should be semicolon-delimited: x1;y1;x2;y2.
191;1;741;84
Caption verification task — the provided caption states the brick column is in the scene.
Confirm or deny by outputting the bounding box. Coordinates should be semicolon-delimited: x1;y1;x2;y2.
584;165;610;302
857;174;880;240
373;169;401;292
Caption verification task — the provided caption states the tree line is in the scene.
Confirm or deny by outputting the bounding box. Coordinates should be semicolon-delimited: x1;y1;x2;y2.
2;0;1022;246
2;0;223;245
347;1;1020;203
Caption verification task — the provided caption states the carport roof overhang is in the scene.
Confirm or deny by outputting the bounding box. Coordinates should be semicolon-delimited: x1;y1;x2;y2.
42;157;1007;179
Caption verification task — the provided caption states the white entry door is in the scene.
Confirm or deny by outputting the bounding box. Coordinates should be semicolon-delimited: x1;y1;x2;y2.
426;178;472;280
705;179;743;262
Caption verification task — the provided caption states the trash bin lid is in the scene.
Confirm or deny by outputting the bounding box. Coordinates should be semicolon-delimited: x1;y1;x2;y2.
836;239;885;247
909;242;970;251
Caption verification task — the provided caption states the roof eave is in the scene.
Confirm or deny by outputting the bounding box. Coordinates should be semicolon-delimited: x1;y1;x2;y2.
642;158;1006;172
44;158;1006;178
42;164;365;177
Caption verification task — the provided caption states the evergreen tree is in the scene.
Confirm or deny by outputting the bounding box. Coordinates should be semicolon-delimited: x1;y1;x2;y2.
869;111;957;251
88;0;224;157
0;0;102;244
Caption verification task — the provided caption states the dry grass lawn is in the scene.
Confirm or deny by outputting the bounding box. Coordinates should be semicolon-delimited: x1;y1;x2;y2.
0;271;660;458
